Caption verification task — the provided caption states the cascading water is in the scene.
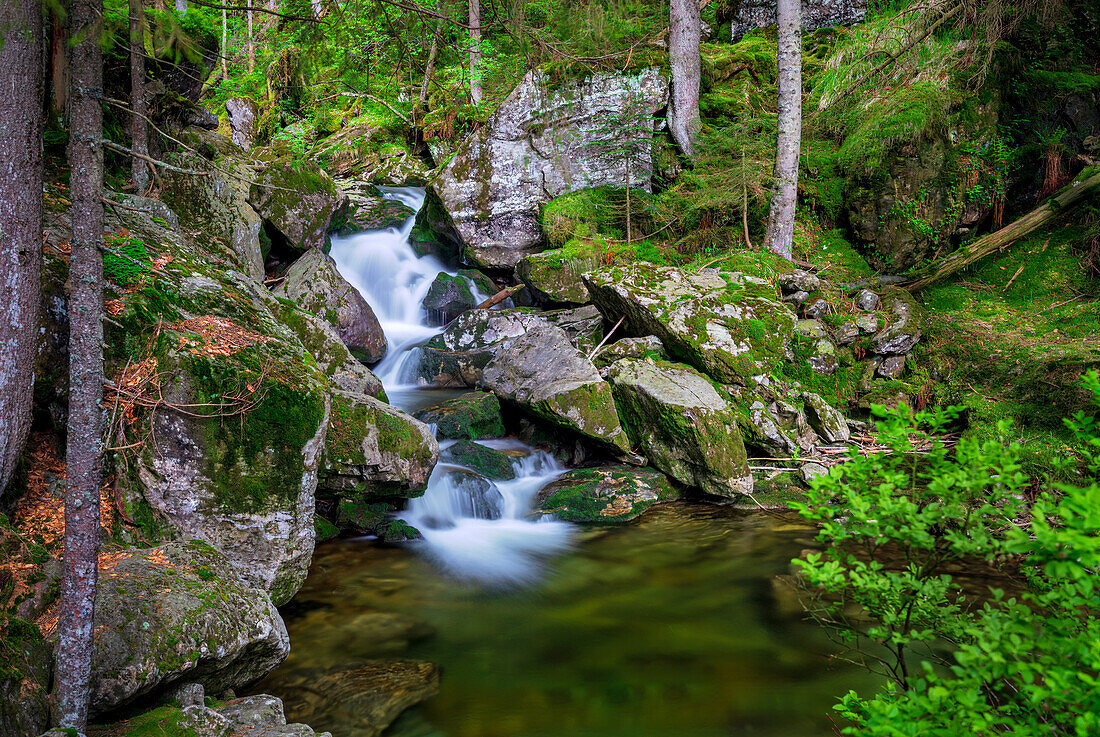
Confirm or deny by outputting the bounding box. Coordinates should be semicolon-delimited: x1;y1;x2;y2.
328;187;574;586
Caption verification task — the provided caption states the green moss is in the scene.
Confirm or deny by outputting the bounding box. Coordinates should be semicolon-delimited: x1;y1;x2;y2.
413;392;505;440
88;705;201;737
314;513;340;543
440;440;516;480
537;466;678;523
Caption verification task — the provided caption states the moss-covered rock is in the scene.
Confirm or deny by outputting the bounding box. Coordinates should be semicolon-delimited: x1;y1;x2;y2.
516;248;594;305
89;542;289;715
439;440;517;480
248;154;345;253
535;465;678;522
584;265;796;386
411;391;506;440
331;180;417;235
481;322;631;453
310;122;429;184
608;359;752;496
418;309;548;387
275;248;387;364
593;335;665;368
420;272;480;326
321;389;439;498
334;500;421;541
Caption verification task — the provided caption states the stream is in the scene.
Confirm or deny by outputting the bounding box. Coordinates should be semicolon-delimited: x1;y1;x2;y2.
253;187;882;736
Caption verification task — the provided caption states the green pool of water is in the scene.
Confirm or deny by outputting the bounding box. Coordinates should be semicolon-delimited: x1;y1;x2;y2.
256;502;881;737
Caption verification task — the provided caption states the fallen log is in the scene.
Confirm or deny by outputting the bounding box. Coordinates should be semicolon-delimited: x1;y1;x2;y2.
903;168;1100;292
475;283;525;310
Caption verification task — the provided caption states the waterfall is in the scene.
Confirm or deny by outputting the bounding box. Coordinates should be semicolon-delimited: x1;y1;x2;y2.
328;187;574;586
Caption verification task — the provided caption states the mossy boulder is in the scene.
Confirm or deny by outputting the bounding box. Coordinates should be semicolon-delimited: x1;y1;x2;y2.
275;248;387;364
248;155;346;253
593;335;665;368
332;180;417;235
516;248;594;305
334;500;420;541
481;322;631;454
421;272;481;326
412;391;506;439
310;122;430;184
89;542;289;715
321;389;439;498
607;359;752;497
535;465;679;522
802;391;850;443
439;440;517;480
418;309;548;387
584;265;796;386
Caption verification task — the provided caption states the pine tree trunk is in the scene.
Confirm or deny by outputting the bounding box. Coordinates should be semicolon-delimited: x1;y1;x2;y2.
57;0;105;730
247;0;254;73
49;5;70;113
0;0;44;498
469;0;481;104
764;0;801;259
221;7;228;77
420;17;443;107
668;0;701;158
176;0;187;13
130;0;150;194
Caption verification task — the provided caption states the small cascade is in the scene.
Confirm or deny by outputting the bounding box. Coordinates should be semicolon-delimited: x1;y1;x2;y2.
329;186;574;586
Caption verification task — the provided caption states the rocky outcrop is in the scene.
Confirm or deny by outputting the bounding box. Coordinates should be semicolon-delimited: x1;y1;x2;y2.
226;97;259;150
418;309;547;386
536;465;679;522
728;0;866;42
585;265;796;386
310;122;431;184
249;155;346;253
594;335;666;369
434;68;669;268
276;248;388;364
608;359;753;497
481;322;631;453
90;542;289;714
516;249;593;305
322;389;440;497
412;391;505;440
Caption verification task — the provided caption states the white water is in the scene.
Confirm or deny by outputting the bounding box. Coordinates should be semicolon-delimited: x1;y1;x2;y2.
328;187;574;586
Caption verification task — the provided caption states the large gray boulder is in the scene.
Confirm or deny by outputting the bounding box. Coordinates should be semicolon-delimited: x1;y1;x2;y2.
434;68;668;269
90;542;290;714
249;156;346;253
276;248;387;364
321;389;440;498
584;265;796;386
607;359;753;497
417;309;547;387
730;0;866;41
481;322;631;453
225;97;259;150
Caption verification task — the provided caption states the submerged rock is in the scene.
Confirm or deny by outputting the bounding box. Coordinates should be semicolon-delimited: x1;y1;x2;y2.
585;265;796;386
90;542;289;714
481;322;631;453
272;660;439;737
322;389;439;498
536;465;678;522
434;68;668;268
412;391;506;439
607;359;752;497
276;248;387;364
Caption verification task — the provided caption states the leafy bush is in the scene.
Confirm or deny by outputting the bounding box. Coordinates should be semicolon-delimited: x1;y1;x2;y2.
793;373;1100;735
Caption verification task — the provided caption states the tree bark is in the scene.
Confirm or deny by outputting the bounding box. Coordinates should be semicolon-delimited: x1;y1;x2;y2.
904;170;1100;291
247;0;254;73
177;0;187;13
469;0;481;104
668;0;701;158
420;16;443;107
130;0;150;194
764;0;801;259
56;0;105;730
0;0;44;498
49;4;70;113
221;6;228;77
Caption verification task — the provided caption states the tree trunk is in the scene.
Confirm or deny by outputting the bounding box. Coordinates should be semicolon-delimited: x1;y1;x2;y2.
668;0;701;158
130;0;150;194
176;0;187;13
469;0;481;104
764;0;801;259
56;0;105;730
904;170;1100;291
420;17;443;107
247;0;254;73
49;5;70;114
0;0;44;498
221;6;228;77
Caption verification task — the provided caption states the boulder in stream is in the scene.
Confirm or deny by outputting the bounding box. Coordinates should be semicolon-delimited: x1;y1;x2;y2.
439;440;517;480
417;309;547;387
420;272;482;326
412;391;506;439
481;322;632;454
608;359;753;497
536;465;678;522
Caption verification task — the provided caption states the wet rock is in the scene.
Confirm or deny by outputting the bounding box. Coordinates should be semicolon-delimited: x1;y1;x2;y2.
421;272;480;326
440;469;506;521
877;354;907;378
855;289;880;311
608;359;752;497
412;391;506;440
807;339;839;375
536;465;679;522
226;97;259;150
333;181;416;235
272;660;439;737
593;335;665;367
90;542;289;714
481;323;631;453
322;389;439;498
418;309;547;387
334;501;419;541
249;155;346;253
585;265;796;385
834;321;860;346
802;392;850;444
440;440;517;480
434;68;668;268
276;249;387;364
